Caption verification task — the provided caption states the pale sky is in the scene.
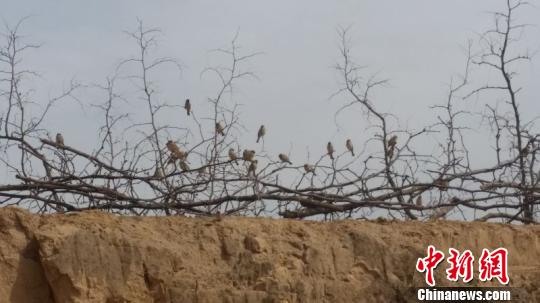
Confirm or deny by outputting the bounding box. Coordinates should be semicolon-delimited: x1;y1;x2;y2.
3;0;540;174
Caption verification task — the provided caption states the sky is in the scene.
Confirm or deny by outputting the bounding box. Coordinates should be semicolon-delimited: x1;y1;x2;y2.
2;0;540;176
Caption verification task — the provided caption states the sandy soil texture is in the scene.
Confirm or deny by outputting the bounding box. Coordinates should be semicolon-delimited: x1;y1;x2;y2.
0;207;538;302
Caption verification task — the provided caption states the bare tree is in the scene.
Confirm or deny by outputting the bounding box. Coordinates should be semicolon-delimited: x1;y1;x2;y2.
465;0;536;222
0;2;538;223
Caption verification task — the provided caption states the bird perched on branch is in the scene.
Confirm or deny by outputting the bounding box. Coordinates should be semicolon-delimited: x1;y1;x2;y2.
184;99;191;116
243;149;256;162
520;144;529;155
428;206;453;221
278;153;292;165
449;197;461;204
434;179;449;191
387;146;395;160
228;148;238;164
386;135;397;160
197;166;208;175
166;140;186;161
56;133;65;147
304;164;316;175
346;139;355;156
257;125;266;143
153;167;164;179
167;156;176;165
479;182;497;191
387;135;397;148
415;196;422;207
179;161;190;172
327;142;335;160
215;122;225;136
248;159;258;177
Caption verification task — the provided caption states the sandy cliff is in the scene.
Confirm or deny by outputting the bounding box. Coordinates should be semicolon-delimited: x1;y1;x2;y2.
0;207;538;302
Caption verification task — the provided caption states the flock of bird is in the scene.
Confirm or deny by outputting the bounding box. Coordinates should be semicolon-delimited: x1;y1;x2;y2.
162;99;367;177
182;99;399;177
52;99;398;179
43;100;457;211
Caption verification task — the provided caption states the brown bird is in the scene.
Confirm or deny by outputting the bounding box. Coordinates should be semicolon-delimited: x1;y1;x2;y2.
197;166;208;175
248;159;258;177
387;145;395;159
450;197;461;204
243;149;256;162
278;153;292;165
327;142;335;160
166;140;186;161
167;156;176;165
179;161;190;172
56;133;64;146
415;196;422;207
479;182;493;191
429;206;453;221
184;99;191;116
257;125;266;143
434;179;449;191
228;148;238;164
346;139;355;156
153;167;164;179
216;122;225;136
387;135;397;148
304;164;316;175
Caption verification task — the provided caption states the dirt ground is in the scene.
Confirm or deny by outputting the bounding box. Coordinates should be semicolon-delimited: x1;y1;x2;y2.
0;207;538;302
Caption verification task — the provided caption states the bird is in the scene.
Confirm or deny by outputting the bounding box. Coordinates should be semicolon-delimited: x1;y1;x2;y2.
387;145;395;159
248;160;258;177
216;122;225;136
415;196;422;207
153;167;164;179
228;148;238;164
449;197;461;204
257;125;266;143
278;153;292;165
387;135;397;148
166;140;179;154
429;206;453;221
304;164;316;175
480;182;493;191
327;142;335;160
166;140;186;161
184;99;191;116
179;161;190;172
197;166;208;175
243;149;255;162
434;179;449;191
346;139;355;156
56;133;64;146
167;156;176;165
